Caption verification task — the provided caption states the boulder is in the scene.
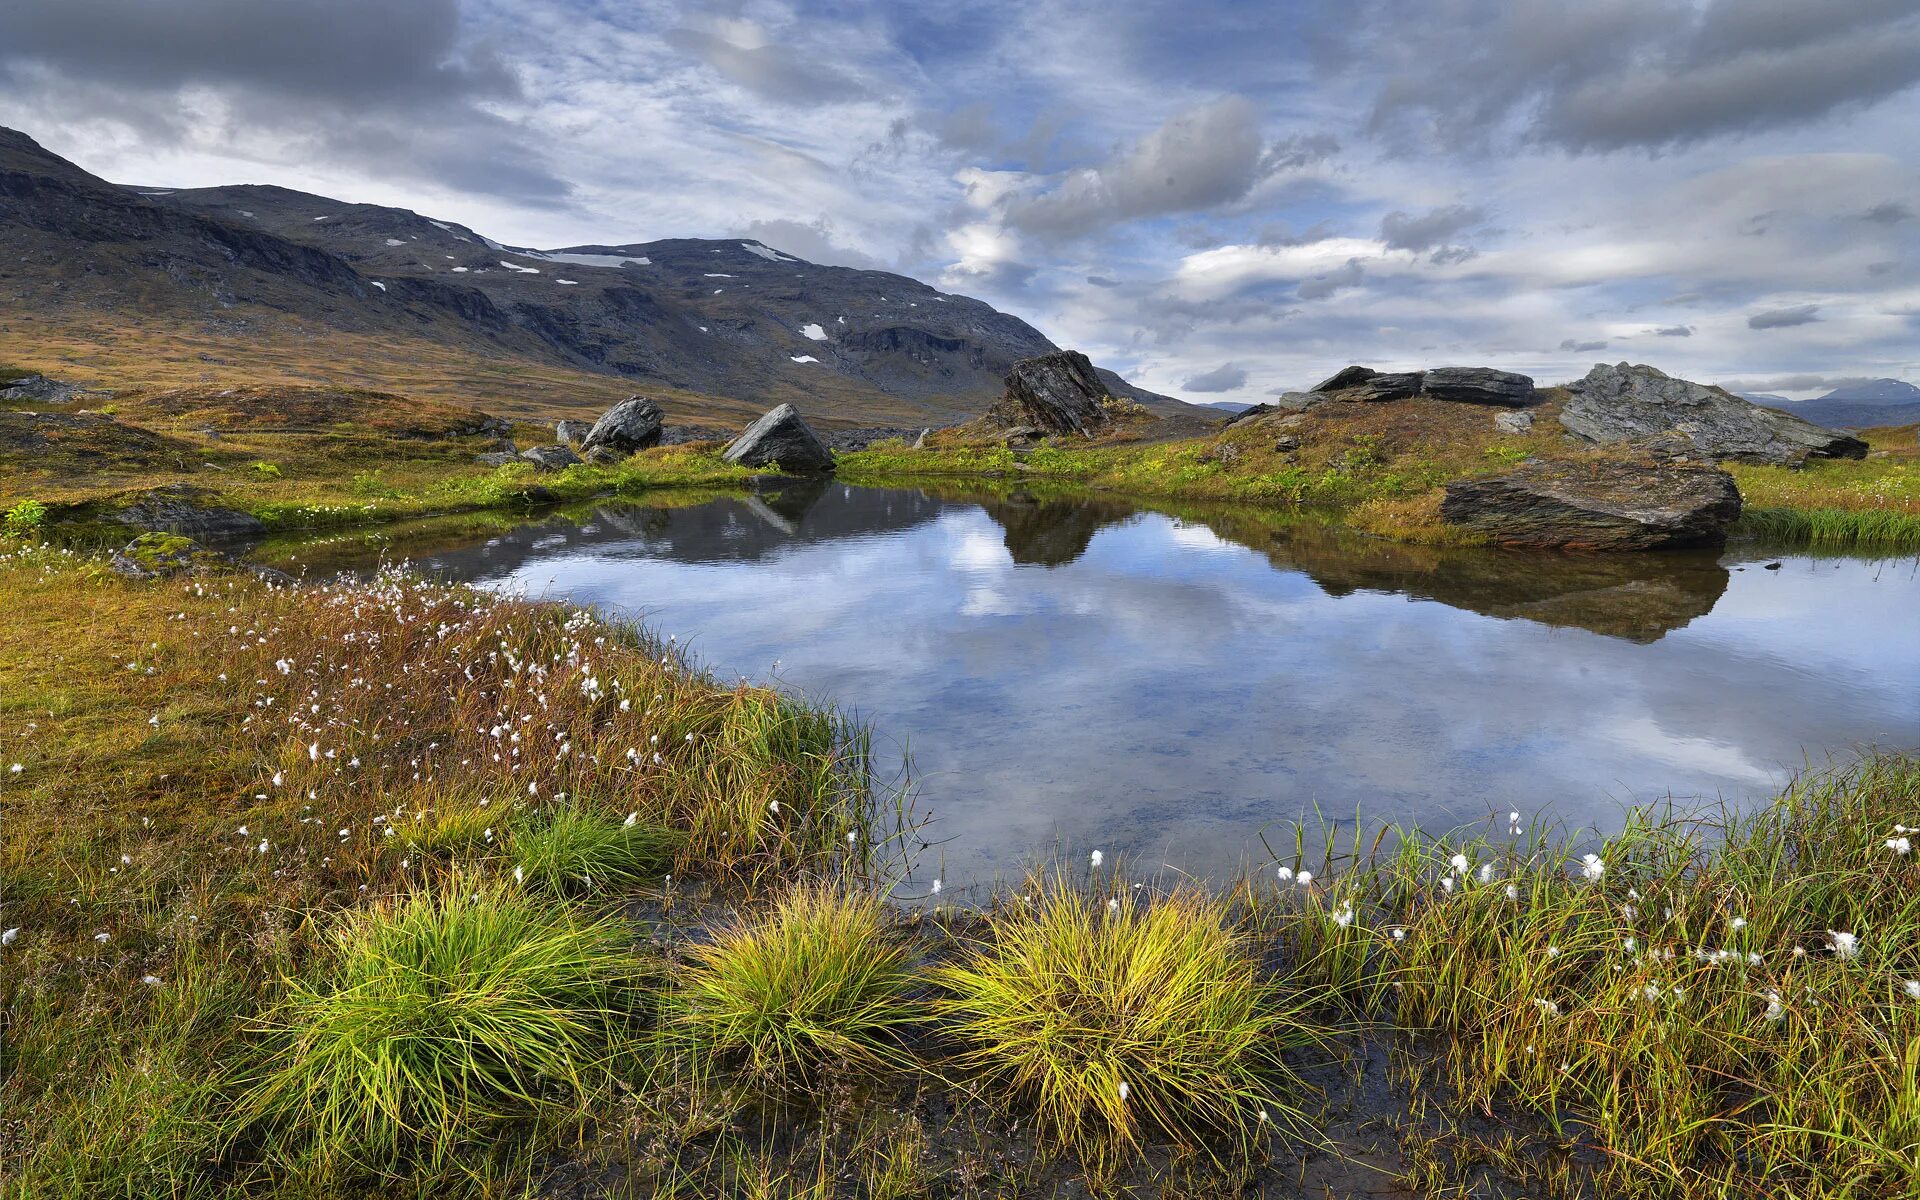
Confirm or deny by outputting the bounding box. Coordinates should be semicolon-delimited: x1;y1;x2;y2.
474;451;519;467
108;486;264;539
1310;366;1424;402
519;445;583;471
1494;410;1535;435
1560;363;1867;465
109;532;217;579
554;419;593;446
722;403;836;472
583;446;624;465
1440;459;1742;551
0;373;79;404
579;395;665;455
986;351;1110;437
1422;366;1535;406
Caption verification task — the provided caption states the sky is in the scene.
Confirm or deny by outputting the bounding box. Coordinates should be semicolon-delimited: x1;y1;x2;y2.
1;0;1916;401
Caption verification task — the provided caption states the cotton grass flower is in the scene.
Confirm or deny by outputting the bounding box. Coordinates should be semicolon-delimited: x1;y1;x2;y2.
1089;849;1103;869
1275;866;1294;884
1889;836;1912;855
1905;980;1920;1001
1449;853;1470;874
1;927;18;946
1827;930;1859;960
1579;854;1605;882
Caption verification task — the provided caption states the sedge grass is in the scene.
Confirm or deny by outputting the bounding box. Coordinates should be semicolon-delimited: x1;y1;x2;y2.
673;886;915;1087
510;806;681;896
238;878;644;1167
935;875;1320;1168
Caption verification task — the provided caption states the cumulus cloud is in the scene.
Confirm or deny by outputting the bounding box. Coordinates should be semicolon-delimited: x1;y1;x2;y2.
662;21;870;107
1296;259;1365;300
1380;204;1486;253
1358;0;1920;153
1559;338;1609;352
1182;363;1249;392
1747;304;1821;329
1863;201;1914;223
0;0;568;201
1655;325;1694;337
1000;97;1330;238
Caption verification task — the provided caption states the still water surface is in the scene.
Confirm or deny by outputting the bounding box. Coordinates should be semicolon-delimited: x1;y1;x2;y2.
285;481;1920;886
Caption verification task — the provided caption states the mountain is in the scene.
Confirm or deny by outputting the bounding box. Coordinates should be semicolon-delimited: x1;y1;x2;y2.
1757;379;1920;430
0;126;1199;426
1200;400;1253;414
1818;379;1920;403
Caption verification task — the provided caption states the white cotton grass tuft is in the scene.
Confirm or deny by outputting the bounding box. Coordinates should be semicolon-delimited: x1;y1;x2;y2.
1275;865;1294;884
1905;980;1920;1001
1449;853;1470;874
1089;849;1103;869
1579;853;1605;882
1;927;18;946
1889;836;1912;855
1827;930;1859;959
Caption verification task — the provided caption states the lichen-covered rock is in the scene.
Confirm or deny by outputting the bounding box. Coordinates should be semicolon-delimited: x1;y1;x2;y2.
1494;410;1535;434
1440;459;1742;551
520;445;583;471
1422;366;1535;406
109;532;215;578
1560;363;1866;465
108;485;264;539
986;351;1111;436
722;403;836;472
474;450;519;467
0;373;79;404
579;395;665;455
554;419;593;446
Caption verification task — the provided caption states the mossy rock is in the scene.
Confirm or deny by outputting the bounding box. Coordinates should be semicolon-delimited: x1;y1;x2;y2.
109;532;224;579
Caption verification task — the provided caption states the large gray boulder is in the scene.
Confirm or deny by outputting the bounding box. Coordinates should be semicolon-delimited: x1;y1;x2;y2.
579;395;665;456
986;351;1111;437
108;486;264;540
554;419;593;446
0;373;79;404
722;404;836;473
1422;367;1535;406
520;445;583;471
1440;458;1742;551
1311;366;1424;402
1560;363;1867;466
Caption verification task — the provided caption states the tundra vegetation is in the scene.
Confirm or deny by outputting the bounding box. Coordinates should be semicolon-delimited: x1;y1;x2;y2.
2;534;1916;1198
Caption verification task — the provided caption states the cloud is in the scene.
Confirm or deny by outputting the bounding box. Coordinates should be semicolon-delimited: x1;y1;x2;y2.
0;0;568;202
1000;97;1325;238
731;218;883;270
1747;304;1822;329
1380;204;1486;252
1296;259;1365;300
1717;373;1887;394
662;21;870;107
1559;338;1609;352
1863;201;1914;224
1182;362;1249;392
1655;325;1694;337
1359;0;1920;153
1086;274;1121;288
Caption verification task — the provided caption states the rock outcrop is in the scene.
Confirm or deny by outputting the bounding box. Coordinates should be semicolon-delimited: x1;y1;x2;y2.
0;373;79;404
554;419;592;446
1308;365;1534;406
108;485;265;539
1560;363;1866;465
1422;366;1535;406
722;404;836;472
985;351;1111;437
519;445;583;471
1440;459;1742;551
579;395;665;457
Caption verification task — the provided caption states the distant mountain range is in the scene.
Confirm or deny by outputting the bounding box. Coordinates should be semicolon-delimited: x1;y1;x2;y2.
0;125;1203;425
1740;379;1920;430
1200;400;1254;414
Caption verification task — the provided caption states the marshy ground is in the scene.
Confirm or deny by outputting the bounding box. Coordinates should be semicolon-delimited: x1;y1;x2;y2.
2;539;1916;1198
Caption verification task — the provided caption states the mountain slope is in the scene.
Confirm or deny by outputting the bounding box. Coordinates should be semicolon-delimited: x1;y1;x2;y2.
1763;380;1920;430
0;126;1199;425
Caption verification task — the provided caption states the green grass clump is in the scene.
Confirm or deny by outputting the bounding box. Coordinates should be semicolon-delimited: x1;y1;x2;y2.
1734;504;1920;550
1281;754;1920;1198
675;886;913;1086
936;879;1314;1166
512;806;680;895
241;880;643;1165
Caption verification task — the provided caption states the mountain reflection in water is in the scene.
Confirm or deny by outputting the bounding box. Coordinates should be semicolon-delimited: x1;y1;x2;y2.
267;481;1920;886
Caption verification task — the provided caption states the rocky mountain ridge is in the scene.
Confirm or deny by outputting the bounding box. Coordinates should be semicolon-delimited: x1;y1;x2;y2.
0;125;1197;426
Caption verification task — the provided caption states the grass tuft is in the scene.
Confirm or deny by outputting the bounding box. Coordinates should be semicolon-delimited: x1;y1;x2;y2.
511;805;681;895
936;878;1317;1166
674;886;914;1087
239;879;642;1166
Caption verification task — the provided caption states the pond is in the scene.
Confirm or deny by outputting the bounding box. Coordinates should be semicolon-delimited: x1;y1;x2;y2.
269;480;1920;889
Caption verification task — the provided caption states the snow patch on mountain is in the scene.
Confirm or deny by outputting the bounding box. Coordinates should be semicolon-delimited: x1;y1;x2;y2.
742;242;795;262
800;323;827;340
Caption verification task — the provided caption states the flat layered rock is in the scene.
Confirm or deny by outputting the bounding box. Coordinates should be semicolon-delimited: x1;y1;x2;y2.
108;485;264;539
1561;362;1867;465
579;395;665;456
1422;366;1535;406
986;351;1110;437
722;403;835;473
1311;366;1425;402
1440;459;1742;551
